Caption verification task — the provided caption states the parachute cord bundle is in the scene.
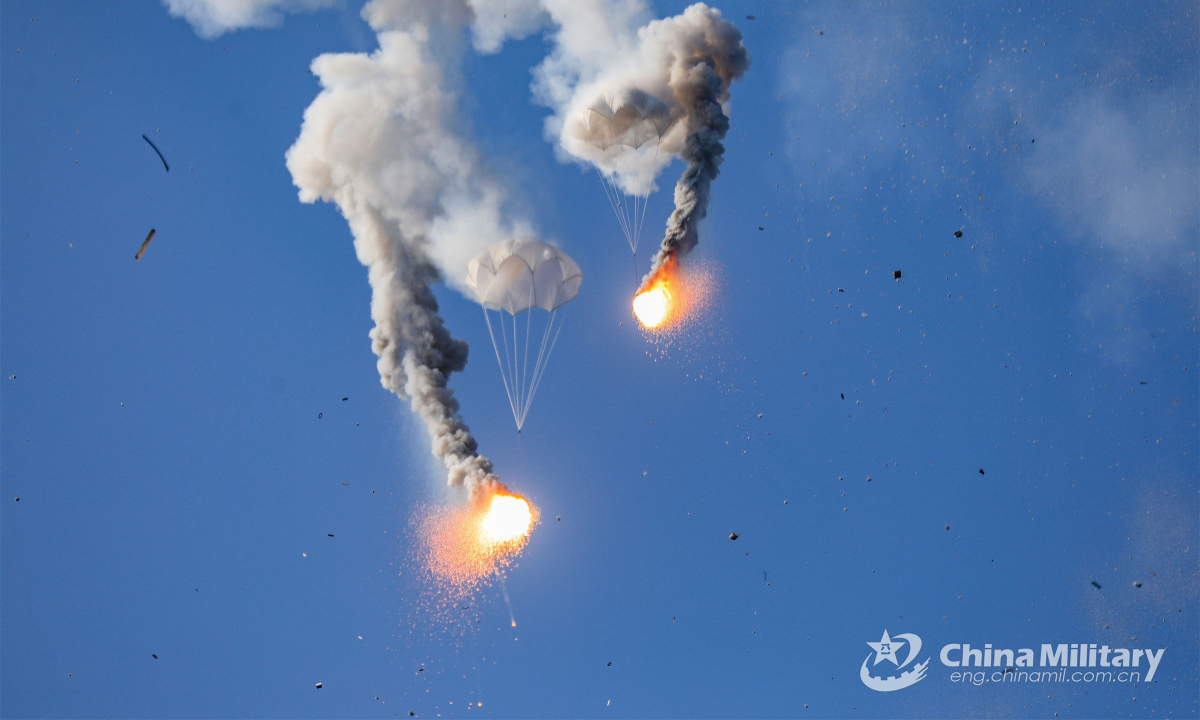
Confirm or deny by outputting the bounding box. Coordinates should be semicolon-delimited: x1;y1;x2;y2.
466;238;581;433
482;304;569;432
594;141;660;259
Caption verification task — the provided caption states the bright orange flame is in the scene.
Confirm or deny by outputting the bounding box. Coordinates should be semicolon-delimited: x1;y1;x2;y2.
633;280;672;328
419;490;539;593
479;494;534;545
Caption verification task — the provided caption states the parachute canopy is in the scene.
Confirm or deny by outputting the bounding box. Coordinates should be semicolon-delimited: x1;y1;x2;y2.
579;89;673;157
566;89;677;258
466;239;582;432
466;239;582;315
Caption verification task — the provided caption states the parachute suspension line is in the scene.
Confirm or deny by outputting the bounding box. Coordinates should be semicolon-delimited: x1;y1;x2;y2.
519;282;536;432
596;167;635;253
511;307;520;424
483;305;521;429
519;306;567;430
633;144;660;250
624;184;639;253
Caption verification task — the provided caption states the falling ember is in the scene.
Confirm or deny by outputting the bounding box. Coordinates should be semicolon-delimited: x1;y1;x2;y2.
633;273;674;329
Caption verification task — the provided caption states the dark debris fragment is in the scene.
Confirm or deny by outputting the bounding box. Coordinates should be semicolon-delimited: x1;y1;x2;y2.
135;229;156;261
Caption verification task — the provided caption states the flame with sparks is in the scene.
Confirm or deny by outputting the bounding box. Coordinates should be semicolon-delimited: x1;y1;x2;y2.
479;494;535;546
633;271;675;329
419;490;539;589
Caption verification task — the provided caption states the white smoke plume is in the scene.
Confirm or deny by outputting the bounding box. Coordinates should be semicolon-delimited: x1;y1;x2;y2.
286;0;529;499
533;3;749;287
163;0;335;38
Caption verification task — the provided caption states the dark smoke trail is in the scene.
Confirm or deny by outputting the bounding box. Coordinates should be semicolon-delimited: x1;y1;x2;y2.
287;0;519;501
642;60;735;288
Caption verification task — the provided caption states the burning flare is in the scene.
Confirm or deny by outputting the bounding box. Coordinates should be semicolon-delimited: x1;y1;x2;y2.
420;490;539;589
633;274;673;329
480;493;535;546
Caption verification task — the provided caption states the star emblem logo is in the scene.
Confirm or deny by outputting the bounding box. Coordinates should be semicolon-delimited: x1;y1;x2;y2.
860;630;928;692
866;629;906;666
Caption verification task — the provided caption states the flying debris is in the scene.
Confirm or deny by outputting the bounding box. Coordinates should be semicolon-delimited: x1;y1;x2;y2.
979;469;985;475
1091;581;1102;589
134;229;156;261
729;532;739;540
1133;582;1142;588
152;654;158;659
142;134;169;171
315;683;323;689
954;230;963;238
893;270;901;280
466;239;582;432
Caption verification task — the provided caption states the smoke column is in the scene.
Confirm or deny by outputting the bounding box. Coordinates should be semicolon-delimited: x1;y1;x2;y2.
639;8;748;289
286;0;528;499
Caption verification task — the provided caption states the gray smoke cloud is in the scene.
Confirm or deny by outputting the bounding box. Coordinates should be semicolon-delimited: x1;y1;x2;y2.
286;0;532;499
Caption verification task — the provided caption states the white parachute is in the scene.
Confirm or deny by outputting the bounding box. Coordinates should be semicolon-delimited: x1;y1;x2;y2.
570;89;675;257
466;239;582;432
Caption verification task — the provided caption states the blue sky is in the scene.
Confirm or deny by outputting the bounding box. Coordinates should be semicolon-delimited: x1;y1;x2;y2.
2;1;1197;718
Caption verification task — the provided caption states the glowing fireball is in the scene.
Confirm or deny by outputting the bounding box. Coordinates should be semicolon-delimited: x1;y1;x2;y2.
480;494;534;545
633;282;671;328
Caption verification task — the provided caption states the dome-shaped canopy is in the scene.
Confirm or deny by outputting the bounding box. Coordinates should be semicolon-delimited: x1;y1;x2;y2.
466;239;583;315
579;89;674;151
